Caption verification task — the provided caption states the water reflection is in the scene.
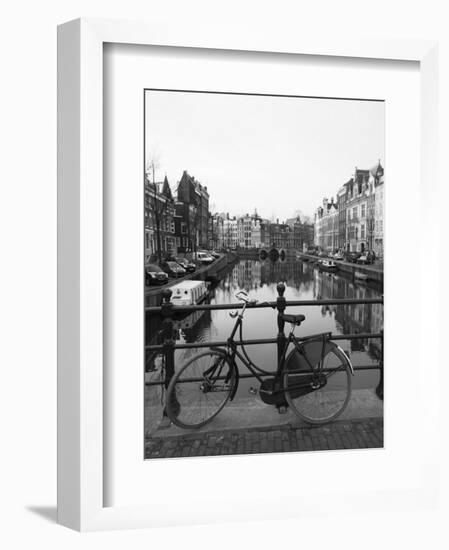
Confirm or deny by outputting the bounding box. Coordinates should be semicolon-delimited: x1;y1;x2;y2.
146;258;383;390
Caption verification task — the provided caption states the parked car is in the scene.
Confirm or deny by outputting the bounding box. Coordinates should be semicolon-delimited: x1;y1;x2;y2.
357;251;375;265
174;257;196;273
210;250;221;259
333;251;344;261
345;252;362;264
193;252;214;264
317;251;328;258
198;250;216;261
145;264;169;286
160;260;186;278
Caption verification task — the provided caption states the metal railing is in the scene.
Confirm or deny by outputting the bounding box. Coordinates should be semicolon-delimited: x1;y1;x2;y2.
145;282;384;399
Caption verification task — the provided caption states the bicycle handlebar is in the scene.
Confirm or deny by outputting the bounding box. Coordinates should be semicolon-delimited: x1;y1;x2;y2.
235;293;277;310
235;291;258;306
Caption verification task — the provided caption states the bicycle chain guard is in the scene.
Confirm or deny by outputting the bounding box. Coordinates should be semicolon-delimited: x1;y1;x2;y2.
259;377;288;406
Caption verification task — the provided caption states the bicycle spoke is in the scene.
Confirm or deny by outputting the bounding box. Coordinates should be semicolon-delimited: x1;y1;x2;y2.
166;351;235;429
284;343;352;424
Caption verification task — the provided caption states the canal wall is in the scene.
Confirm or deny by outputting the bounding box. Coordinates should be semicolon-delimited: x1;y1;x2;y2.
145;252;238;308
234;248;261;259
297;253;383;284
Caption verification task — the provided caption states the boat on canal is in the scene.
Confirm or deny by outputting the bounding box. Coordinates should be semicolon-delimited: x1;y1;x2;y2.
354;270;369;281
170;280;209;306
318;259;339;272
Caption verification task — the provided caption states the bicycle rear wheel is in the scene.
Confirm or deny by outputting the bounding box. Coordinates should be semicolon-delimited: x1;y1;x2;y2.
283;339;352;424
166;350;236;429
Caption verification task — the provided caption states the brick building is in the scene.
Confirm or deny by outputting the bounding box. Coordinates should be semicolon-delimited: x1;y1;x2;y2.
175;170;210;251
144;175;176;263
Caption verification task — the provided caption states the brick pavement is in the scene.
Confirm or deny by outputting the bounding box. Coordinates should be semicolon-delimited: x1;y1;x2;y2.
145;417;383;459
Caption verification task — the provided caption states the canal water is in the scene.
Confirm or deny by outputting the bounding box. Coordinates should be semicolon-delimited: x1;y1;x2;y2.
146;257;383;404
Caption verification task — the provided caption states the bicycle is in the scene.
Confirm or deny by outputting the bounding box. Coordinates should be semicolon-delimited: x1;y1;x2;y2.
166;290;354;429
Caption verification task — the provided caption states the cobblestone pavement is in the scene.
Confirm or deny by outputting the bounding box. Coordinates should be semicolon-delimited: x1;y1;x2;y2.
145;417;383;459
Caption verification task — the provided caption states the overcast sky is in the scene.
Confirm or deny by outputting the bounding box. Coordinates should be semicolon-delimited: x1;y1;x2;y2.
145;90;384;221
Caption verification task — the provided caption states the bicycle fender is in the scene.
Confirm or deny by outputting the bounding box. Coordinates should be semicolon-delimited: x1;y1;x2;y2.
336;344;355;375
229;364;239;401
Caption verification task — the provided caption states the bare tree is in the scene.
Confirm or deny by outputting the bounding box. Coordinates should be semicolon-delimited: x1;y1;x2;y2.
208;202;218;250
190;198;201;254
145;153;172;264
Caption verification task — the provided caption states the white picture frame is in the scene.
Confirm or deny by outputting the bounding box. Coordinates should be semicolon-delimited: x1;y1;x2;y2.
57;17;439;531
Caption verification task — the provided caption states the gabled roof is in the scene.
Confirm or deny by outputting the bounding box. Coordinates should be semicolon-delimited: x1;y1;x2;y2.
146;175;173;200
354;168;370;184
370;160;384;178
285;216;302;226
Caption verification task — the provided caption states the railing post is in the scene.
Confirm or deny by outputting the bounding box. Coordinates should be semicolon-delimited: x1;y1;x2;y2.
276;282;287;369
160;288;179;417
376;329;384;400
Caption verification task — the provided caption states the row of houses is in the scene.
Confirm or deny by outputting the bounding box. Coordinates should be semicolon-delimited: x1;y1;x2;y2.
145;169;315;263
314;161;384;256
208;212;314;252
144;170;210;263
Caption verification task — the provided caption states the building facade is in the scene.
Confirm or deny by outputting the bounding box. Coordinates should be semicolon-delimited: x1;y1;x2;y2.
208;213;224;250
222;214;238;248
236;213;263;249
314;205;324;249
144;175;176;263
337;186;347;250
371;161;384;257
174;200;197;252
175;170;210;251
314;160;384;254
345;168;372;253
314;198;339;252
285;216;315;251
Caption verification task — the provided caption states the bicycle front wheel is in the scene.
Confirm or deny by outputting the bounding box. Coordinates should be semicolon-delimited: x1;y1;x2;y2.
166;350;236;429
283;340;352;424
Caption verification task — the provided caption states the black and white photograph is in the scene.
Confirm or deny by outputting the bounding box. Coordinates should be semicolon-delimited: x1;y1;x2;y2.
144;89;384;459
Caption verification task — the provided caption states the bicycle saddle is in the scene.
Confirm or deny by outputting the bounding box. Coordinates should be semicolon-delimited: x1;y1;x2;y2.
280;313;306;325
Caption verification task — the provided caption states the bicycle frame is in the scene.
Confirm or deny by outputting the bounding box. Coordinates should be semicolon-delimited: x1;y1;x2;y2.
214;300;337;399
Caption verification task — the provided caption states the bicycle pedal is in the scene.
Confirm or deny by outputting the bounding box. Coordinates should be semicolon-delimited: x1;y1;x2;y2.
248;387;258;396
277;405;288;414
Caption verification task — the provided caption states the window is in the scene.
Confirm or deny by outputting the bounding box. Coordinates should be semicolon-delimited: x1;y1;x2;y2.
181;223;187;234
361;224;365;239
361;204;366;218
352;206;357;219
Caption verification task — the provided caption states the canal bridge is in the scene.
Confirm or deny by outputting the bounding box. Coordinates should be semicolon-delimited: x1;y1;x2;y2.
237;247;290;261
